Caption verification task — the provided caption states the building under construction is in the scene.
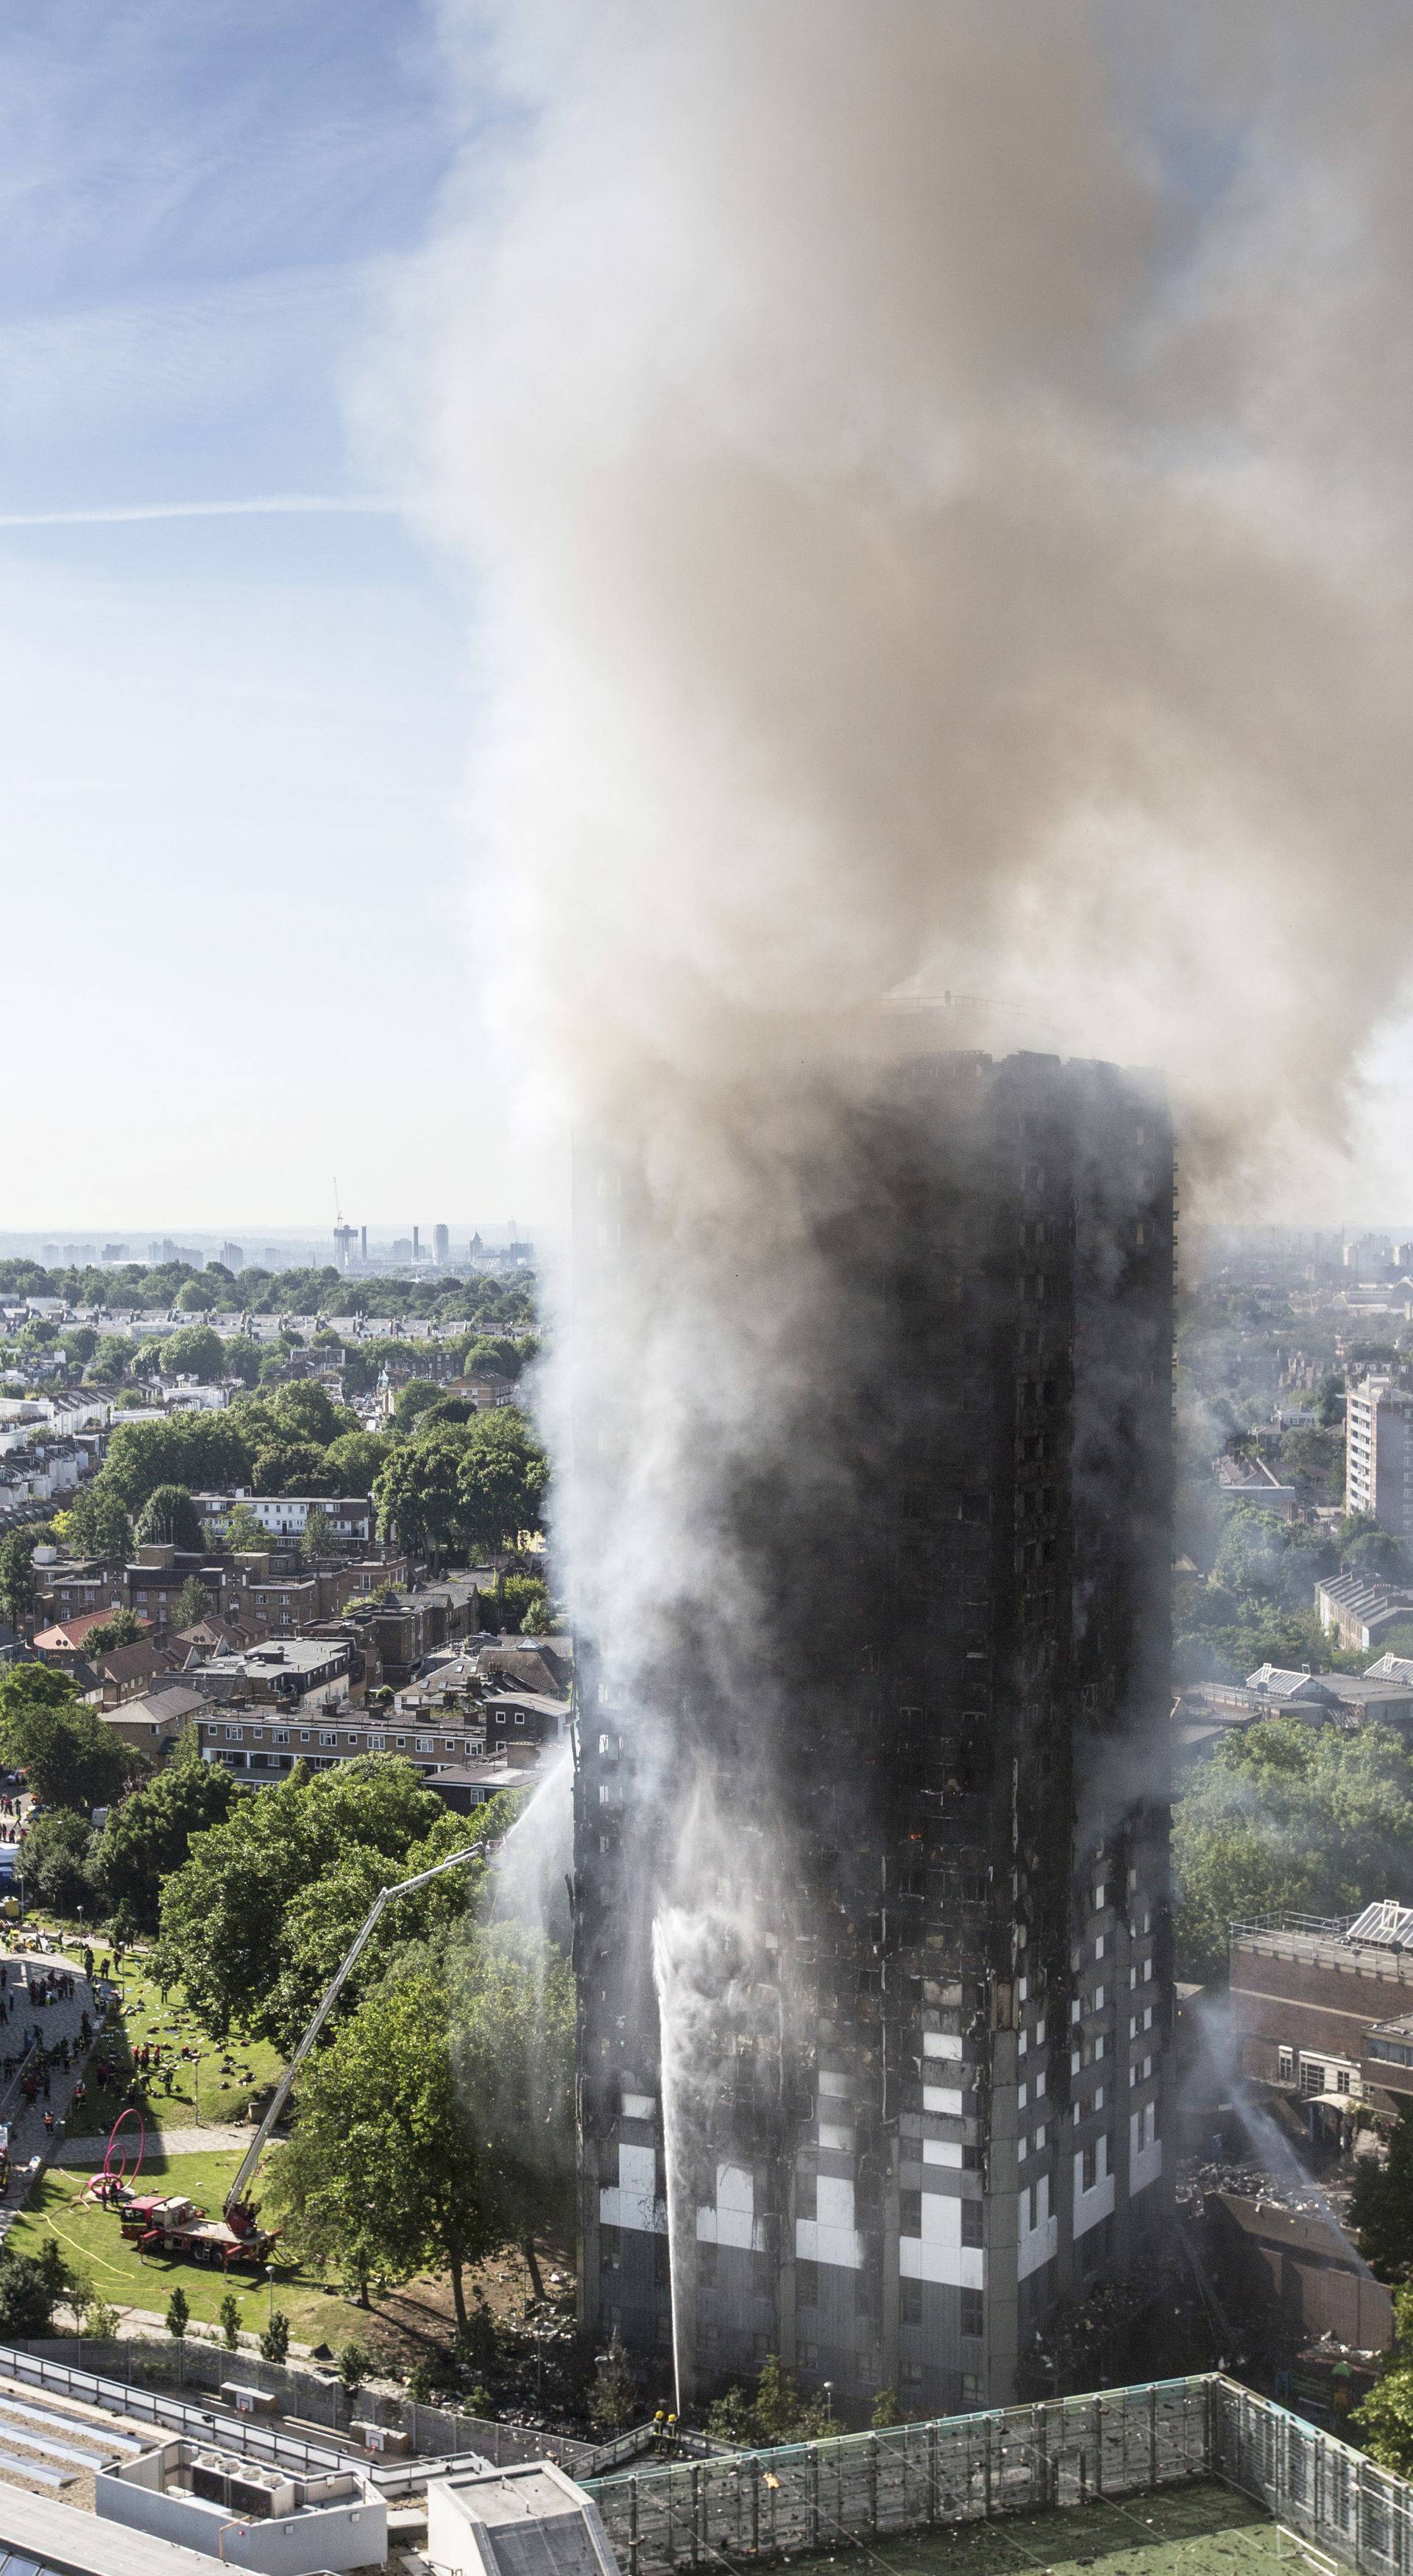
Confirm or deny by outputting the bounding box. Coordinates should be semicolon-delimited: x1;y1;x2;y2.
572;1048;1176;2417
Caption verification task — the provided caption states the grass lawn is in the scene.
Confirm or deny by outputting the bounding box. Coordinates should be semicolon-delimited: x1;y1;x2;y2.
7;2145;376;2349
21;1923;284;2138
780;2481;1278;2576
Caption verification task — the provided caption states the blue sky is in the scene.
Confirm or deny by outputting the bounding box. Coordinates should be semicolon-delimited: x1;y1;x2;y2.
0;1;536;1236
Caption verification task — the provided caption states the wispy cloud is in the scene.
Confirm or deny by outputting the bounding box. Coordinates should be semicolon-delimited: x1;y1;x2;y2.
0;493;400;527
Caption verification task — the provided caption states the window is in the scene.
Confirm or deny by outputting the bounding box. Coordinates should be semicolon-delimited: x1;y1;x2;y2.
1336;2069;1352;2095
273;1730;288;1747
319;1732;336;1748
696;2243;718;2290
395;1735;406;1748
515;1711;525;1725
960;2289;984;2338
1082;2142;1097;2191
299;1730;311;1743
416;1737;432;1753
960;2199;983;2248
1300;2058;1325;2098
899;2190;921;2234
900;2278;922;2325
797;2260;819;2309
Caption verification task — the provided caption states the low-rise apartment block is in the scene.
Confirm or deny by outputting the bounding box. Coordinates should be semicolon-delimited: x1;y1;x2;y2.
1230;1902;1413;2122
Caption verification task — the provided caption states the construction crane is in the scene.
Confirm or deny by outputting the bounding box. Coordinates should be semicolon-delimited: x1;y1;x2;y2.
222;1840;489;2232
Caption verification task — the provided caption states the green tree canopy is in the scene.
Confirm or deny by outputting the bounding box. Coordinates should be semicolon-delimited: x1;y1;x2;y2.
324;1430;393;1494
174;1278;217;1313
171;1576;213;1630
1357;2279;1413;2472
264;1923;569;2324
455;1410;548;1557
222;1337;263;1388
373;1431;470;1558
392;1379;443;1430
1173;1719;1413;1982
99;1414;254;1518
160;1324;224;1381
0;1529;44;1631
58;1483;133;1563
93;1727;234;1932
154;1758;508;2042
0;1667;138;1811
83;1609;146;1653
83;1335;131;1387
22;1808;98;1912
251;1441;338;1497
222;1502;266;1554
133;1485;206;1552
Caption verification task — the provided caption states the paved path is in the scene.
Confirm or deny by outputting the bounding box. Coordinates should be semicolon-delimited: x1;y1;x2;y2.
0;1948;100;2242
53;2123;255;2165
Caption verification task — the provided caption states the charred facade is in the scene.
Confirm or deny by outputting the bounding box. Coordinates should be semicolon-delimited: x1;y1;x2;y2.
571;1049;1175;2416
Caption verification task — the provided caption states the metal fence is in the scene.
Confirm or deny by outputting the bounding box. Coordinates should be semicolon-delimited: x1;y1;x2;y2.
586;2377;1214;2576
13;2338;602;2474
586;2376;1413;2576
1212;2376;1413;2576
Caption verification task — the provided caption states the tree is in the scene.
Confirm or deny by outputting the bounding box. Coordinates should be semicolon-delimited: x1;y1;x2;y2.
252;1442;336;1498
0;1668;136;1811
23;1809;99;1912
83;1335;131;1387
99;1414;254;1519
172;1577;213;1630
338;2340;372;2399
450;1927;574;2299
222;1337;263;1390
456;1411;548;1557
267;1383;347;1447
300;1507;333;1565
1356;2282;1413;2471
153;1757;488;2040
588;2330;637;2431
174;1278;217;1312
373;1433;468;1559
219;2293;242;2351
93;1727;234;1931
1173;1720;1413;1982
266;1956;500;2325
325;1432;392;1495
166;2286;190;2340
416;1398;474;1432
160;1324;224;1381
871;2387;904;2427
0;2248;62;2340
0;1529;44;1632
393;1379;443;1432
261;2310;290;2365
133;1486;206;1551
1350;2111;1413;2280
60;1483;133;1562
223;1503;266;1554
706;2355;831;2446
82;1609;145;1653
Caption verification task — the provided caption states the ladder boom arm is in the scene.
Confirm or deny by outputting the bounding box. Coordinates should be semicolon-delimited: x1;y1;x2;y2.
224;1841;488;2215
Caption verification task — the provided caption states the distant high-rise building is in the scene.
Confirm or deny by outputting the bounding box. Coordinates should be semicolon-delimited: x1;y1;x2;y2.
413;1225;422;1262
333;1225;357;1272
391;1239;413;1264
359;1225;368;1264
220;1242;244;1273
1346;1376;1413;1537
41;1245;60;1264
573;1050;1175;2417
433;1223;450;1265
102;1245;129;1264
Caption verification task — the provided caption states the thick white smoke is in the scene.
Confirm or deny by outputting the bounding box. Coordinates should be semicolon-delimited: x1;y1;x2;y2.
373;0;1413;1214
367;4;1413;2397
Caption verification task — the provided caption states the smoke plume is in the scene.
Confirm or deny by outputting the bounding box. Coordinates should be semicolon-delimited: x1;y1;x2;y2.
378;0;1413;1212
369;4;1413;2399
